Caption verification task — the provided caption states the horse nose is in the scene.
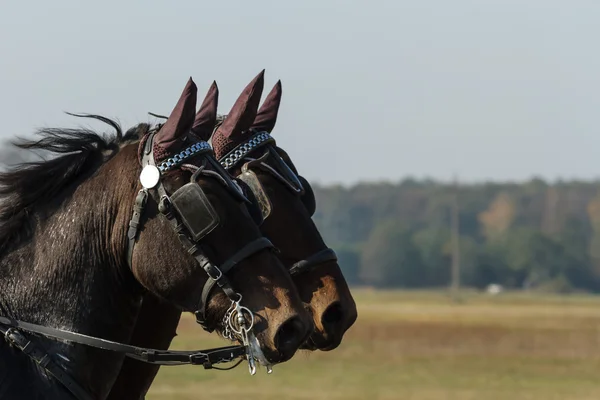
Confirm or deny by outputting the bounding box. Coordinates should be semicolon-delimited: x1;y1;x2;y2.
274;316;311;362
322;301;345;334
317;301;357;350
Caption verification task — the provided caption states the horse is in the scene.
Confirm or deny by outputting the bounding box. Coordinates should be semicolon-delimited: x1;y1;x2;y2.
106;72;357;399
0;76;313;400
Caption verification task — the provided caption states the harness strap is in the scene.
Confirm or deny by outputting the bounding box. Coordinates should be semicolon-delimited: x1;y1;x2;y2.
126;131;159;268
0;325;94;400
126;189;148;268
289;248;338;276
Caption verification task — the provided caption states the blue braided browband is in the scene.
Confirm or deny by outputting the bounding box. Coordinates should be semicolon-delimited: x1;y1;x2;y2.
157;141;213;172
219;131;275;169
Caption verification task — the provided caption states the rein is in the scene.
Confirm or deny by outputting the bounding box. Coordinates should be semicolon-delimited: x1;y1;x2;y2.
0;317;245;400
0;317;245;368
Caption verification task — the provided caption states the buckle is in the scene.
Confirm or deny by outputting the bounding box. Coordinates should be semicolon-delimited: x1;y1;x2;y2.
204;264;223;281
5;328;28;350
158;196;172;216
189;352;208;365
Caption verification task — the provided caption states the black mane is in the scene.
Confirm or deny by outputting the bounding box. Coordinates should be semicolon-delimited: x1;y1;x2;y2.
0;114;148;254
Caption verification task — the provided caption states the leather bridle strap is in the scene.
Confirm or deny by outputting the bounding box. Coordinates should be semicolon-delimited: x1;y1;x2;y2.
127;188;148;267
289;248;338;276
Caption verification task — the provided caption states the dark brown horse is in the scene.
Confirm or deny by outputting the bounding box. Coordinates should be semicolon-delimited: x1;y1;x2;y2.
107;73;357;399
0;76;312;400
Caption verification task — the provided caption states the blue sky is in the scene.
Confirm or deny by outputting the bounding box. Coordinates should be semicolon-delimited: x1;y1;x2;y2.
1;0;598;185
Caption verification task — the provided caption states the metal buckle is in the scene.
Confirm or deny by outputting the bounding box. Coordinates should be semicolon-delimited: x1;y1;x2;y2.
205;264;223;281
189;352;208;365
5;328;28;350
158;195;172;215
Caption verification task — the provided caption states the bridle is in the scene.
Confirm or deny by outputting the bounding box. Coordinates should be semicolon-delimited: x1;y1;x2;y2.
0;128;279;400
131;129;274;331
214;119;339;277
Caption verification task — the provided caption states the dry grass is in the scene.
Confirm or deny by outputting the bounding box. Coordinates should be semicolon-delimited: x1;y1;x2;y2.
147;289;600;400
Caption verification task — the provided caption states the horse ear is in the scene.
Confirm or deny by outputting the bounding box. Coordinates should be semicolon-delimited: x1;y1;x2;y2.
251;80;282;133
191;81;219;141
154;77;197;156
215;70;265;140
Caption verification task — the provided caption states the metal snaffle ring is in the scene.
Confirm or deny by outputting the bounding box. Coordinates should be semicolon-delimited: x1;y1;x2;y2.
228;305;255;335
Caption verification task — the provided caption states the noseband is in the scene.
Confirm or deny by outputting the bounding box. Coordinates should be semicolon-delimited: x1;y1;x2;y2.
215;125;339;277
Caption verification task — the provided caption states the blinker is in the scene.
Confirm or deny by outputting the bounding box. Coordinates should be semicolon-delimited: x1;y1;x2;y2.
267;146;305;195
237;170;272;221
169;183;220;241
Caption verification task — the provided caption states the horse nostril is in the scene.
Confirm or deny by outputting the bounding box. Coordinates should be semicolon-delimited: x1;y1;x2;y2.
274;316;309;361
321;302;344;333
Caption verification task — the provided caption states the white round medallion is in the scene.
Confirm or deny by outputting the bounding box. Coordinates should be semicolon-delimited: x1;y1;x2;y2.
140;165;161;189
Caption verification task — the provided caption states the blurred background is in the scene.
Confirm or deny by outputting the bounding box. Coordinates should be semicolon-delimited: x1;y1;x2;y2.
2;1;600;399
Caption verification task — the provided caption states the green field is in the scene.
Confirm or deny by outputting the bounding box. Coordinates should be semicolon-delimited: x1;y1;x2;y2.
147;289;600;400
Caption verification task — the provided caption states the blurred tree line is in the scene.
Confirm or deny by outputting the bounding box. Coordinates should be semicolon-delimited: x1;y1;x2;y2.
312;178;600;293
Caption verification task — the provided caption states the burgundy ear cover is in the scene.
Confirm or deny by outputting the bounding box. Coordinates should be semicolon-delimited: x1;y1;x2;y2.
153;78;198;162
191;81;219;141
251;80;282;133
212;70;265;160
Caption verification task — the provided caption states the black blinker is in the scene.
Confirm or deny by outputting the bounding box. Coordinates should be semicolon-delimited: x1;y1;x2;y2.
169;183;220;241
